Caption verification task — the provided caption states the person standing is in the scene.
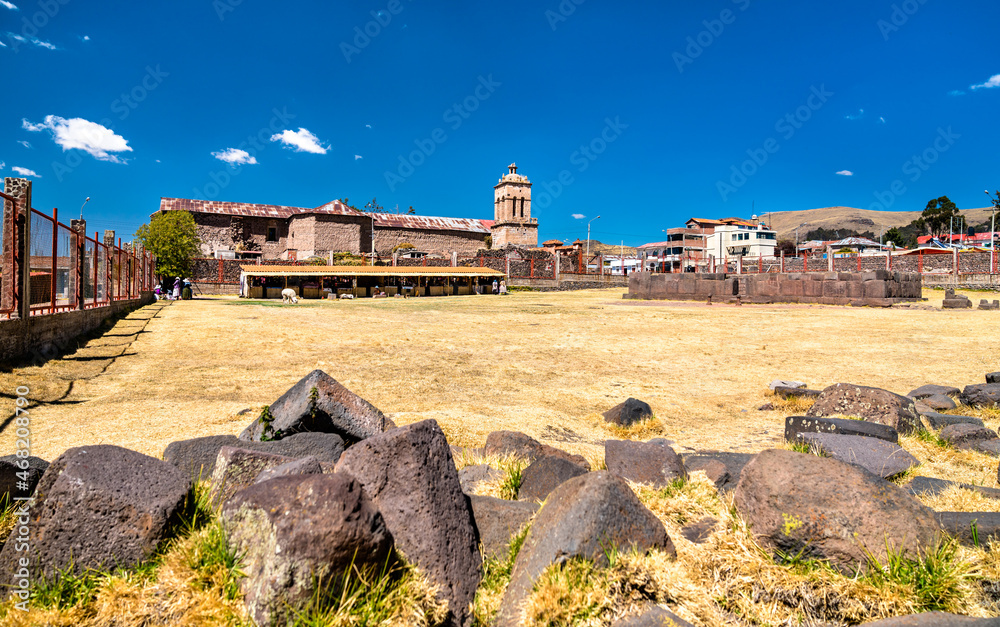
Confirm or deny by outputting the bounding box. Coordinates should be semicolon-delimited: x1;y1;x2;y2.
499;280;508;295
172;277;181;300
492;279;499;295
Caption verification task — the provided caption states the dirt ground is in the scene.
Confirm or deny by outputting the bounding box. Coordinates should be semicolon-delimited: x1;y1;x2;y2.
0;287;997;464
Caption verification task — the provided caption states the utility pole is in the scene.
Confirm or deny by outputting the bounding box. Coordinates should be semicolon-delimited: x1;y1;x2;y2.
586;215;601;269
987;191;999;276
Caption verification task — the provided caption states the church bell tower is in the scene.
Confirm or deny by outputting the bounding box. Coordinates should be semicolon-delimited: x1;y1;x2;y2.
490;163;538;249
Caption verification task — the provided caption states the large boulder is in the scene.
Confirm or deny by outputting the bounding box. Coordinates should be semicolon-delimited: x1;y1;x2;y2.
335;420;481;627
0;455;48;502
517;456;588;503
906;476;1000;501
484;430;590;471
798;433;919;479
906;384;960;399
805;383;922;434
683;451;753;492
0;445;190;586
939;423;999;449
208;447;295;507
921;412;984;430
784;416;898;444
923;394;958;411
239;370;395;444
987;372;1000;384
469;495;538;559
732;449;939;572
495;472;672;627
935;512;1000;547
221;473;393;626
163;432;345;482
254;456;323;484
602;398;654;426
605;439;686;487
959;383;1000;408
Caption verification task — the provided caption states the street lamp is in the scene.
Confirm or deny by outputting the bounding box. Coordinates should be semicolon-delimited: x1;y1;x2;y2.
794;222;809;257
80;196;90;221
586;215;601;261
370;214;376;266
986;190;999;275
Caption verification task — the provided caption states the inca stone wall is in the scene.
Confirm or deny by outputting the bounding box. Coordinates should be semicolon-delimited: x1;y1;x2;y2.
627;271;922;306
373;227;488;256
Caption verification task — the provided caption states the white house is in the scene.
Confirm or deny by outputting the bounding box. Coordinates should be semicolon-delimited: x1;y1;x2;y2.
705;222;777;261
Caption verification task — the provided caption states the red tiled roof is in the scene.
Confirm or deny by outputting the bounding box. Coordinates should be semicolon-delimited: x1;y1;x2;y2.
157;197;363;220
370;212;492;234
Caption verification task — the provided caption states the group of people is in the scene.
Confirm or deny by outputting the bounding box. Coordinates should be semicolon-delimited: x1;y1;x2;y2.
491;279;508;295
154;277;192;301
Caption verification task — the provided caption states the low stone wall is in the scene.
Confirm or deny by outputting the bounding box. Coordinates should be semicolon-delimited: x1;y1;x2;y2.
0;293;154;365
626;271;922;306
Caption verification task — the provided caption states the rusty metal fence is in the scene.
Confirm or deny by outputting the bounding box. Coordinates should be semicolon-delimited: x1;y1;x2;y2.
1;200;155;320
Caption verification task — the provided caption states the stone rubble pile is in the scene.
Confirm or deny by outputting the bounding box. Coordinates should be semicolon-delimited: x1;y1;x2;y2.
2;368;1000;625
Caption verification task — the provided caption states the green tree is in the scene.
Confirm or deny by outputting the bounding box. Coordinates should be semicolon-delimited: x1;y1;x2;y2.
921;196;960;236
135;211;201;280
883;227;914;249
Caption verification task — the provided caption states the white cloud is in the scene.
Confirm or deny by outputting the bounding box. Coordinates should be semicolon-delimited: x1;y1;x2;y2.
844;109;864;121
0;39;5;47
22;115;132;163
211;147;257;165
836;170;854;176
949;90;966;97
354;154;363;160
0;1;15;9
6;32;55;49
81;35;90;42
971;74;1000;90
878;116;886;124
365;124;372;129
0;161;4;169
572;213;586;219
18;140;30;148
269;127;329;154
11;166;39;177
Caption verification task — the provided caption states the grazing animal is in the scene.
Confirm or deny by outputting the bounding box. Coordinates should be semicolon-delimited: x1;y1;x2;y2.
281;288;299;304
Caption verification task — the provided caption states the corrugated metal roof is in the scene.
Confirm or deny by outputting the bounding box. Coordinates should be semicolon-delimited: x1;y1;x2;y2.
370;212;492;234
239;265;505;277
158;198;362;219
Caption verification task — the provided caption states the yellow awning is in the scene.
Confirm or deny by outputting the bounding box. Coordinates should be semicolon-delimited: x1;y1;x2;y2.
239;265;505;277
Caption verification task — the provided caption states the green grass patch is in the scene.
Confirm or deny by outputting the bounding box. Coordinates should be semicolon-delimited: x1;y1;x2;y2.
861;537;976;612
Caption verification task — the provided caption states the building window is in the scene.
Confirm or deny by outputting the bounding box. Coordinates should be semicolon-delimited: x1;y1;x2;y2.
267;226;278;242
520;198;525;218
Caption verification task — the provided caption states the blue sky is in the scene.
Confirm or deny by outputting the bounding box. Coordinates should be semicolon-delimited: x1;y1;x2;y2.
2;0;998;246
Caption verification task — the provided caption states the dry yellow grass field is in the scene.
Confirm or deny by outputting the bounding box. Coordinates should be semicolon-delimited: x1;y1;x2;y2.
0;286;996;466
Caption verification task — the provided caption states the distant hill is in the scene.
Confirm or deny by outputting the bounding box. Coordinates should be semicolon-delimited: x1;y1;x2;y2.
573;240;638;256
765;206;994;240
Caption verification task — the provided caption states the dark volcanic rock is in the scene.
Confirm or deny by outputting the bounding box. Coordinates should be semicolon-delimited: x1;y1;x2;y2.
806;383;922;434
222;473;393;626
680;517;717;545
611;605;695;627
605;439;686;488
784;415;898;444
209;447;296;507
907;384;961;399
254;456;323;484
987;372;1000;385
484;430;590;471
773;386;822;398
602;398;654;427
940;423;999;449
0;455;48;502
960;383;1000;408
906;476;1000;501
468;495;538;560
0;445;190;586
495;472;672;627
517;456;588;503
923;394;958;411
684;458;729;488
732;449;938;572
798;433;919;478
935;512;1000;547
921;412;985;430
163;433;345;482
683;451;753;492
239;370;396;444
336;420;481;627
